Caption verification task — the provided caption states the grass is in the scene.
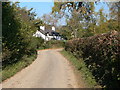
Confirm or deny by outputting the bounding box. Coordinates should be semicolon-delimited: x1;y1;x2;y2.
61;49;99;88
1;54;37;82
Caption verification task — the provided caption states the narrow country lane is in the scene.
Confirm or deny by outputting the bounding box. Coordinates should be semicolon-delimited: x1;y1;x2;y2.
2;49;79;88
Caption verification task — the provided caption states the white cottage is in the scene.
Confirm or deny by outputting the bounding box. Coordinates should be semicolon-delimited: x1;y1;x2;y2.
33;26;64;41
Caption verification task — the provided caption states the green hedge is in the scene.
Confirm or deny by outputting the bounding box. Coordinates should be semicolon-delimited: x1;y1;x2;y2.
2;2;44;68
65;31;120;88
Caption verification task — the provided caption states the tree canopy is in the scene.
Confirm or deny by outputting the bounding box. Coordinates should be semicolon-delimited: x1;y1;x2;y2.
52;2;119;39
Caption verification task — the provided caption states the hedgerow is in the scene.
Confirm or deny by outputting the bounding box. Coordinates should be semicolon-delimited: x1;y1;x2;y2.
65;30;120;88
2;2;44;68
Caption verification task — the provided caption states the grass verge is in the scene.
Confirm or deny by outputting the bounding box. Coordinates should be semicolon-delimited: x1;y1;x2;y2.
60;49;99;88
1;54;37;82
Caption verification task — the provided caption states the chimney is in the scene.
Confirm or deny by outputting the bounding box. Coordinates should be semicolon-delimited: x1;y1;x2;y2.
40;26;45;31
52;26;55;31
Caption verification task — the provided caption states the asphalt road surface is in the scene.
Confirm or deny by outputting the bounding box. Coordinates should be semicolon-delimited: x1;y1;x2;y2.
2;49;79;88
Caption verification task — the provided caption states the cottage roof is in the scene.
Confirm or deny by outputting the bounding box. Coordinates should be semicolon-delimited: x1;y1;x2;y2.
39;29;60;36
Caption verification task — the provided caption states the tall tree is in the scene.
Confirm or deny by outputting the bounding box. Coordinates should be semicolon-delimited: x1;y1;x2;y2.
107;2;119;31
52;2;95;38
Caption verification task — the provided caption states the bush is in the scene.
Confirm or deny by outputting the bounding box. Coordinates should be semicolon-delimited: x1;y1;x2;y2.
2;2;44;81
65;31;120;88
2;2;44;68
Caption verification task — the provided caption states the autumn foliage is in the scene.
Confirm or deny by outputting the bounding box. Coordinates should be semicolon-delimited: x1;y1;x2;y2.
65;31;120;88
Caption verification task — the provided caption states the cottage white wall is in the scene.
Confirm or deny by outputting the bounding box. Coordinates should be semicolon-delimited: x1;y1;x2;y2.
33;30;49;41
33;31;63;41
47;36;54;40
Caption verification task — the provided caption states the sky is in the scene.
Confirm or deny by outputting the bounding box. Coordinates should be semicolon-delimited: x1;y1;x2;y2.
94;2;109;14
19;2;54;18
18;2;110;26
19;2;109;17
